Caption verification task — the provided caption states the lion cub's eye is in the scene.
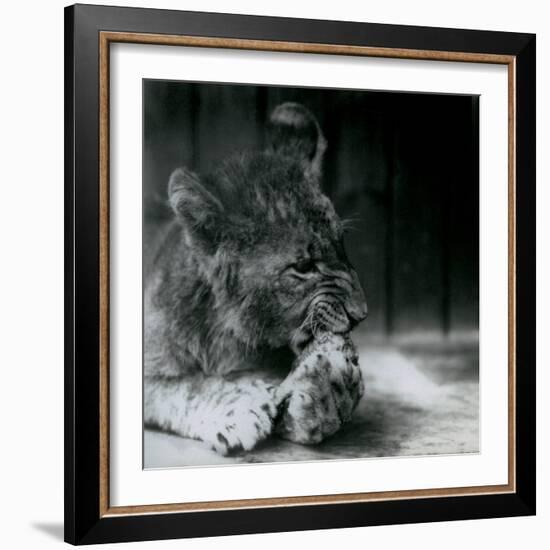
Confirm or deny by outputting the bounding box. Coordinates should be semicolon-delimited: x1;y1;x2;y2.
292;258;316;274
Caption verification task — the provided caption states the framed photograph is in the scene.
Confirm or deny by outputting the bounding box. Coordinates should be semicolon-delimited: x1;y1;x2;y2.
64;4;536;545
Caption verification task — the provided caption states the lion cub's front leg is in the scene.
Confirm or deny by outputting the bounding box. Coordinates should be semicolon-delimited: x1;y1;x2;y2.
144;374;277;455
274;333;364;444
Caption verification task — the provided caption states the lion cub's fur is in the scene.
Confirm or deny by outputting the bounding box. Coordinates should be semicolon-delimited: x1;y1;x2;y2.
144;103;367;454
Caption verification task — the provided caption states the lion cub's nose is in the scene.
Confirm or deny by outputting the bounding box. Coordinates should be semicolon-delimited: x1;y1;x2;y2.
346;298;368;324
345;271;368;324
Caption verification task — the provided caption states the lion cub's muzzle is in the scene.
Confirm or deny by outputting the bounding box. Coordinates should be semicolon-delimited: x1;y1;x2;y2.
311;298;350;334
311;271;368;334
297;268;368;348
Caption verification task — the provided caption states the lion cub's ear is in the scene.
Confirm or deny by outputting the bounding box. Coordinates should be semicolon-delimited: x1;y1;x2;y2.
168;167;224;252
267;102;327;182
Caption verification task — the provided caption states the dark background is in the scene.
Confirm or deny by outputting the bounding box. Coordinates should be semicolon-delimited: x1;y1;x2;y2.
143;80;479;337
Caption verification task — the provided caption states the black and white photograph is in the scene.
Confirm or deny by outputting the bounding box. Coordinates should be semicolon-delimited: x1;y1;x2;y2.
142;80;480;468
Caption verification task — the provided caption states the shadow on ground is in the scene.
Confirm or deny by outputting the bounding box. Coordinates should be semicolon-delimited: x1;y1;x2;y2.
31;523;64;542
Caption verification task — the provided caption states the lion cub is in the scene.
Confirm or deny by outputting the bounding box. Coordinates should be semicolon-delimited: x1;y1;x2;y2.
144;102;367;455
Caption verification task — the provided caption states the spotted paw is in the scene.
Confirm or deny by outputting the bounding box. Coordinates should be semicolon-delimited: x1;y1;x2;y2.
202;380;277;455
274;333;363;444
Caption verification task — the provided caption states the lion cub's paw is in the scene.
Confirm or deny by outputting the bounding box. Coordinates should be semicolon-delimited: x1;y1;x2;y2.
206;381;277;455
274;333;364;444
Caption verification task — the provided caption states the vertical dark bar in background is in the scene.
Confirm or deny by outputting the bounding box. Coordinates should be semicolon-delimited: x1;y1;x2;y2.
448;95;480;331
196;84;262;172
385;129;397;336
143;80;195;220
321;91;338;199
470;95;480;332
190;83;201;170
441;134;452;337
255;85;268;150
391;94;446;334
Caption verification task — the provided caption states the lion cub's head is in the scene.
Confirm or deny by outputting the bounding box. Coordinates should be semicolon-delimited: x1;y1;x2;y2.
168;102;367;352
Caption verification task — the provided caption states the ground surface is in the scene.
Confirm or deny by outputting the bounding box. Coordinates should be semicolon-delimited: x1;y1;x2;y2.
144;336;479;468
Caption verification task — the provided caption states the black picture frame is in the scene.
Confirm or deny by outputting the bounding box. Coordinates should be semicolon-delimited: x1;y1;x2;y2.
65;3;536;545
